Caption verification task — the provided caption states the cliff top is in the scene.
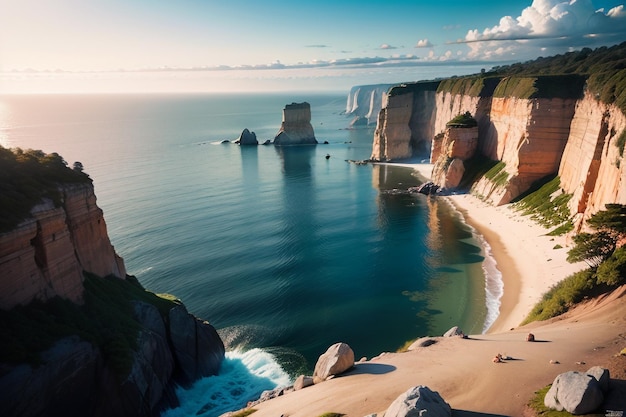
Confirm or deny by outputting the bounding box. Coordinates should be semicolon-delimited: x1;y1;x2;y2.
436;41;626;113
0;146;92;233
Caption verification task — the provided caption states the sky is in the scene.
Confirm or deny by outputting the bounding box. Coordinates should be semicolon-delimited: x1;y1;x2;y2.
1;0;625;93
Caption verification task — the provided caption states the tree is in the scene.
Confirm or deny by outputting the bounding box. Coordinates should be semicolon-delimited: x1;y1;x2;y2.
566;231;616;267
567;204;626;267
72;161;84;173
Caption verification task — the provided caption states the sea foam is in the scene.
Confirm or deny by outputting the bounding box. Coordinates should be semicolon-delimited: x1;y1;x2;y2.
474;232;503;332
162;349;292;417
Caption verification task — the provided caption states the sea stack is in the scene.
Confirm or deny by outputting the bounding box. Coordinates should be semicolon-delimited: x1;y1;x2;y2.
274;102;317;145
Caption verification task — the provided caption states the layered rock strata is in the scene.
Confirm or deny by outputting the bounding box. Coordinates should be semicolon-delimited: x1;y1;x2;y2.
0;177;226;417
0;183;125;310
274;102;317;145
368;76;626;223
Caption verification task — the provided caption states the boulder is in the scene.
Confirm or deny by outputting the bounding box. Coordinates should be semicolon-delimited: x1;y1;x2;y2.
294;375;314;390
313;342;355;382
385;385;452;417
544;371;604;414
237;128;258;146
586;366;610;393
526;333;535;342
443;326;464;338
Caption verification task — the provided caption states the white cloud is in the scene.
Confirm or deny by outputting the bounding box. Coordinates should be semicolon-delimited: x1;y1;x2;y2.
415;39;433;48
462;0;626;60
380;44;398;50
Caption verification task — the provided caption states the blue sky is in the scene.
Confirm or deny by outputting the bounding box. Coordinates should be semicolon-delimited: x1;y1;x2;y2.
1;0;625;93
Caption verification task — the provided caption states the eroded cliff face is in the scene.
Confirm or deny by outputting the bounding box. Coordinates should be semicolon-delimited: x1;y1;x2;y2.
558;91;626;230
0;183;125;310
370;82;439;161
369;78;626;221
473;96;577;205
0;179;226;417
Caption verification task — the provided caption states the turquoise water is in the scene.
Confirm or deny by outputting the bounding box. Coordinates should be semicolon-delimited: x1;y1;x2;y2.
0;93;495;415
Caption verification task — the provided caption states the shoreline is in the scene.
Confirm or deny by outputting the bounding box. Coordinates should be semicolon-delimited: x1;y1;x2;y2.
408;163;587;332
247;162;626;417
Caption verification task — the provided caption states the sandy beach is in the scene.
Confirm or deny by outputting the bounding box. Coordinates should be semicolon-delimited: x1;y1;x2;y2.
409;163;588;333
249;163;626;417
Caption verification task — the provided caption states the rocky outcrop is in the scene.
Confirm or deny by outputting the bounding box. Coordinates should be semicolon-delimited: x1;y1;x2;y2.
385;385;452;417
236;128;258;145
274;102;317;145
346;84;395;126
0;183;125;310
431;126;479;189
0;300;225;417
0;160;226;417
313;342;355;383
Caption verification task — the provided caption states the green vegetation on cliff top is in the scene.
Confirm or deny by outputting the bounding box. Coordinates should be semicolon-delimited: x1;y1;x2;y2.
436;41;626;113
0;146;92;233
0;274;180;377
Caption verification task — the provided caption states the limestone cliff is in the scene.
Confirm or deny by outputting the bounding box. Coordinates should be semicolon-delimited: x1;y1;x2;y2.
274;102;317;145
0;183;125;310
346;84;395;126
370;81;439;161
368;72;626;223
0;151;226;417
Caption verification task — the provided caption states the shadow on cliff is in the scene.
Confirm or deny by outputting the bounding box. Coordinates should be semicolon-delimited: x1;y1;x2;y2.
343;363;396;376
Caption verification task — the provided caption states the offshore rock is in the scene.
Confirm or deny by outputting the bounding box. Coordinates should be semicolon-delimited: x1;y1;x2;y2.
274;102;317;145
237;128;258;145
385;385;452;417
313;342;355;383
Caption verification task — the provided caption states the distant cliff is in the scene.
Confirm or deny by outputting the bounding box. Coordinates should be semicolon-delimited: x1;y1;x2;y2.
0;148;225;417
368;43;626;231
345;84;395;126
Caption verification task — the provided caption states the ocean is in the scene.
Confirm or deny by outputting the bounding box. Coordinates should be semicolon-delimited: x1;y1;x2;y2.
0;93;502;416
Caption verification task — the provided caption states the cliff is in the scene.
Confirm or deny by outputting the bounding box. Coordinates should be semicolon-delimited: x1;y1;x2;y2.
345;84;395;126
369;72;626;228
0;148;225;417
274;102;317;145
371;81;440;161
0;184;126;309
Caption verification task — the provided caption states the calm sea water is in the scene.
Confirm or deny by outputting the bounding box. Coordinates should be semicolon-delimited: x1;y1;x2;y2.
0;93;500;416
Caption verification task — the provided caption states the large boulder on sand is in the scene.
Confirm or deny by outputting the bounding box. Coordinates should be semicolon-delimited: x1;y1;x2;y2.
385;385;452;417
313;342;354;382
544;371;604;414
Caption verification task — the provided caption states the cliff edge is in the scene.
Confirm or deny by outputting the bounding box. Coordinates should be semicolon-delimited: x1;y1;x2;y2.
369;42;626;230
0;147;225;417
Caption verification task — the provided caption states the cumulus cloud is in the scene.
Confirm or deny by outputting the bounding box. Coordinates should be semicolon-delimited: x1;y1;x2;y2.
380;44;398;50
460;0;626;60
415;39;433;48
